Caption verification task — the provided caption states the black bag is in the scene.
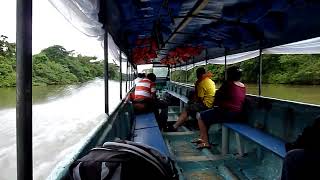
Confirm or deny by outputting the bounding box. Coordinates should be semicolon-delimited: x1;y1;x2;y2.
69;140;178;180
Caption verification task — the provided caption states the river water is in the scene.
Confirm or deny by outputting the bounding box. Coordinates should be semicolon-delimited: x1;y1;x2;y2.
0;79;320;180
0;79;128;180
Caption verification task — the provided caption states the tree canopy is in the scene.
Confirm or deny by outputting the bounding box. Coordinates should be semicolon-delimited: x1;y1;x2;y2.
172;54;320;85
0;35;121;87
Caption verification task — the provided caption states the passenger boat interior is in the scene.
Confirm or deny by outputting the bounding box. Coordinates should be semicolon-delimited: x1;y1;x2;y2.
14;0;320;179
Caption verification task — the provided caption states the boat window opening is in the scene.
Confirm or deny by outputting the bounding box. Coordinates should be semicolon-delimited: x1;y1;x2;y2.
153;67;169;78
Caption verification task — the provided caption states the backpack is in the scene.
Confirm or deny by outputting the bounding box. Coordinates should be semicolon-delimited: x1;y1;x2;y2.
69;140;178;180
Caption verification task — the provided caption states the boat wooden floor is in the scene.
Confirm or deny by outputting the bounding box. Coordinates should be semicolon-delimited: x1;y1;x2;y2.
164;106;282;180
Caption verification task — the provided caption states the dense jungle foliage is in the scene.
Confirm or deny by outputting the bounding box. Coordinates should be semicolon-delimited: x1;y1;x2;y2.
0;35;121;87
172;54;320;85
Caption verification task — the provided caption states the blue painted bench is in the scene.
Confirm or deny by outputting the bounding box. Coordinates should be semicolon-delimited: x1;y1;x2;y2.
223;123;286;158
164;89;287;158
165;90;189;103
132;113;170;156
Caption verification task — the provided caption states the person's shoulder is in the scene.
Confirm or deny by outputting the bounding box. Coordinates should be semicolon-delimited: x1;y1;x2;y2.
233;81;245;88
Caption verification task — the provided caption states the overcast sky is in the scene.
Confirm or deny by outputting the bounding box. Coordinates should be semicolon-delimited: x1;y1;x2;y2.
0;0;104;59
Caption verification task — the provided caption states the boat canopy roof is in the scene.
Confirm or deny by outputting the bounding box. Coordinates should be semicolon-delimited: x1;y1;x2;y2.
49;0;320;67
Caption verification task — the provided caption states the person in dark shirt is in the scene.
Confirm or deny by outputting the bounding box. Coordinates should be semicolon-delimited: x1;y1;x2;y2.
281;116;320;180
194;66;246;149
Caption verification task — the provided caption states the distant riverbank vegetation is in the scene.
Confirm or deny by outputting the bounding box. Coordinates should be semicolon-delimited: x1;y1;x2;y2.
172;54;320;85
0;35;120;87
2;35;320;87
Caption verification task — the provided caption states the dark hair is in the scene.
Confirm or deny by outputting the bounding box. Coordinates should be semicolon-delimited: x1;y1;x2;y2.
138;73;146;78
147;73;157;82
227;66;242;81
196;67;206;79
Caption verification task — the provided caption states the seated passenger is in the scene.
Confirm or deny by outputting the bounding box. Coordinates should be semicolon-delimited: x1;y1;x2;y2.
195;66;246;149
281;116;320;180
133;73;168;130
172;67;216;130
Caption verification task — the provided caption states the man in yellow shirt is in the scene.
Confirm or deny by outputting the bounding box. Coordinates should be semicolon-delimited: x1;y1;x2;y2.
173;67;215;129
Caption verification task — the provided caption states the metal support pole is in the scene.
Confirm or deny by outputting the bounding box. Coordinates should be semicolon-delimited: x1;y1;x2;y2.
185;63;188;83
16;0;33;179
258;49;262;96
128;65;131;89
104;32;109;115
193;56;195;68
235;133;244;156
179;66;182;82
224;51;227;81
179;100;184;113
120;51;122;100
205;49;208;65
222;126;229;155
126;60;128;93
130;66;132;88
131;66;133;87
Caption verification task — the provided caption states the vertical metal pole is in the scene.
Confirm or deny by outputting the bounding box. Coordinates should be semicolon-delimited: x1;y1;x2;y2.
120;51;123;99
222;126;229;155
185;63;188;83
258;49;262;96
205;49;208;65
104;32;109;114
235;133;244;156
179;66;182;83
179;100;184;113
16;0;33;179
128;65;131;89
126;60;128;93
130;65;132;88
193;56;195;68
224;51;227;81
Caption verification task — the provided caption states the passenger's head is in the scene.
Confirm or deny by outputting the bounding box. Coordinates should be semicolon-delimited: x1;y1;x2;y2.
227;66;242;81
138;73;146;78
147;73;157;82
196;67;206;80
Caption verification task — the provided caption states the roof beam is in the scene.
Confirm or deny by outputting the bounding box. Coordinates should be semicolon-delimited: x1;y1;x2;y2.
162;0;209;48
174;15;220;20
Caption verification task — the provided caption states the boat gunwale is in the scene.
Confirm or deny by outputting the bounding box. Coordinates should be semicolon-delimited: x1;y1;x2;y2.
46;89;134;180
168;81;320;108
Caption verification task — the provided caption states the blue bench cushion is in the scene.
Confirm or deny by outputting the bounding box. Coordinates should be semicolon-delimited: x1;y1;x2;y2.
165;90;189;103
134;113;158;130
224;123;286;158
133;127;170;156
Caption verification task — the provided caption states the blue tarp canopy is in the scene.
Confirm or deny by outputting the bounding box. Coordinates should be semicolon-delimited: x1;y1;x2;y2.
100;0;320;66
50;0;320;66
